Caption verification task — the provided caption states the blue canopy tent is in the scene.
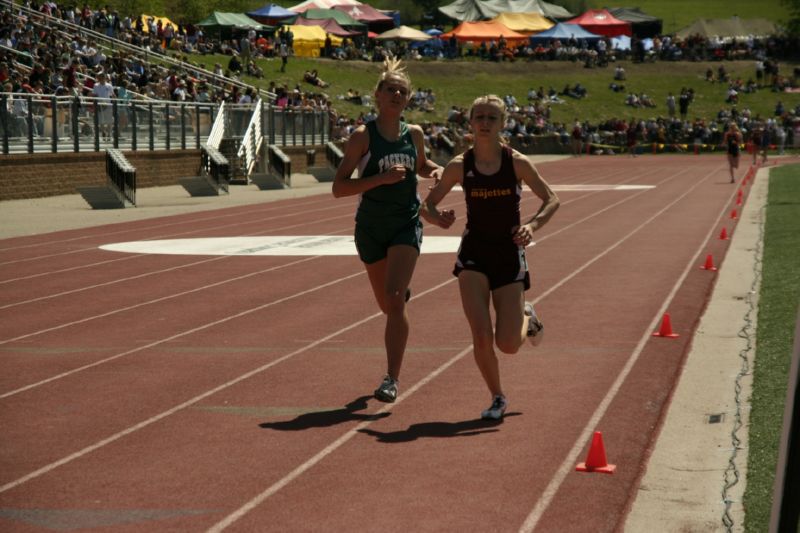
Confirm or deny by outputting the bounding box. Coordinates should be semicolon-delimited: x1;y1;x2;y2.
529;22;602;44
247;3;296;25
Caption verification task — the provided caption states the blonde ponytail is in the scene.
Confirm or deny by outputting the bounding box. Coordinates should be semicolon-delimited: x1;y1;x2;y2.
375;55;411;92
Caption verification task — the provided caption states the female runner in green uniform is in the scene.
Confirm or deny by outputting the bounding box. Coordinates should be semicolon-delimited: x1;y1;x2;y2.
332;57;443;403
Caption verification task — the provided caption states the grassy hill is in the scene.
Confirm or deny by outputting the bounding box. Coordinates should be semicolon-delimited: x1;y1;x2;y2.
586;0;792;35
193;54;800;128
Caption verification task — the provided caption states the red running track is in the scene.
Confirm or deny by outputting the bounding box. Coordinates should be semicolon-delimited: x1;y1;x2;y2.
0;155;751;532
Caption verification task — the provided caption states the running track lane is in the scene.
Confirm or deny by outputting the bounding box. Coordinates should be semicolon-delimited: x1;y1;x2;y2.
0;156;747;532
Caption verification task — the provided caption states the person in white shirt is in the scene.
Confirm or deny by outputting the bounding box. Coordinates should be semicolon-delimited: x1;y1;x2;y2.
91;71;115;139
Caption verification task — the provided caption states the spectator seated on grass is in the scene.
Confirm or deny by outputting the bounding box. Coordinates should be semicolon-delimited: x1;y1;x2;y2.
343;88;362;105
609;82;626;93
303;69;329;88
614;65;626;81
561;83;586;99
227;52;242;76
246;60;263;79
639;93;656;108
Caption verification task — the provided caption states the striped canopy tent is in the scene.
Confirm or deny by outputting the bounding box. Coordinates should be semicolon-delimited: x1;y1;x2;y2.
289;0;362;12
441;20;529;45
490;12;554;34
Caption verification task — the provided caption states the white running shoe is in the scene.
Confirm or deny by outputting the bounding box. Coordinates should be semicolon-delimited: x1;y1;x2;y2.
481;395;508;420
525;302;544;346
374;375;398;403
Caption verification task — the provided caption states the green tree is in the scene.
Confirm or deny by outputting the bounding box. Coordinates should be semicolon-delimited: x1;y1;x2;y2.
783;0;800;35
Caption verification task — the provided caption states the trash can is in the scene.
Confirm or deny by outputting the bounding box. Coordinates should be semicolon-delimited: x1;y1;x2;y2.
306;149;316;167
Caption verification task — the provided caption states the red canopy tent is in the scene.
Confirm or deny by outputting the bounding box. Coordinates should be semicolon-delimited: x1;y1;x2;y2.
441;20;529;45
566;9;631;37
293;16;361;37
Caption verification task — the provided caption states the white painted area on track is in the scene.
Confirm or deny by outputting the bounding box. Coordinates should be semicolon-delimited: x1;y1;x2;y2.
100;236;464;256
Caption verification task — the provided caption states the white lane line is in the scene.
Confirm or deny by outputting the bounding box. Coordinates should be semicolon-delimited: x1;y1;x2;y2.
205;337;474;533
0;164;653;319
204;165;715;531
518;165;728;532
0;165;681;396
0;256;329;397
0;163;697;501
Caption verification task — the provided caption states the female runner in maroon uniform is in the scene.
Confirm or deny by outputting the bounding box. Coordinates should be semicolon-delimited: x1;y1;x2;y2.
721;122;743;183
421;95;560;420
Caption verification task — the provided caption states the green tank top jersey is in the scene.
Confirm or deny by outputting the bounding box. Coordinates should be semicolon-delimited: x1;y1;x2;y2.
355;120;420;225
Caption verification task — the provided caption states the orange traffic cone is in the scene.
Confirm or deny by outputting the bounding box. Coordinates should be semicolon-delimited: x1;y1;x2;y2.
719;227;729;240
653;312;679;338
576;431;616;474
701;254;718;271
730;208;738;220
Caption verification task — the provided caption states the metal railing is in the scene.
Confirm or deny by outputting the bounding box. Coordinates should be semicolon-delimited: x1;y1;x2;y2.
325;141;344;168
1;93;331;155
105;148;136;205
206;101;226;150
237;99;264;179
200;143;230;194
268;144;292;187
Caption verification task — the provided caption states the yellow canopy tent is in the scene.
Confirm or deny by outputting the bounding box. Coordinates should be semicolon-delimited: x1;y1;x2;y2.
140;14;178;33
284;24;343;57
491;12;554;34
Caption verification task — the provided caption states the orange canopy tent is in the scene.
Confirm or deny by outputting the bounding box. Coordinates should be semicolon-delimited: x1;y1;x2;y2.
441;20;529;45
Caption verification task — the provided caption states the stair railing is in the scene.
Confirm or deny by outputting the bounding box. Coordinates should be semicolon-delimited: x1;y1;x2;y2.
206;101;226;150
237;99;263;181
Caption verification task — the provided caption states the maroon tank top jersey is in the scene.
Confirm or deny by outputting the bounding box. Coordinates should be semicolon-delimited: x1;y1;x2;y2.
462;145;522;241
454;145;530;291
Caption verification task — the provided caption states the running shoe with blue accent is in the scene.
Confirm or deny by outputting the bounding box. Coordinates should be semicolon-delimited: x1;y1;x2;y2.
481;395;508;420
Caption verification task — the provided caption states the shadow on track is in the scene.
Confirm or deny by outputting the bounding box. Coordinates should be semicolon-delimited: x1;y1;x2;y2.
357;413;521;443
258;395;390;431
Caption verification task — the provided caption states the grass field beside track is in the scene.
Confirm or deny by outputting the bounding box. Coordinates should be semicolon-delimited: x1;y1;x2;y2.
191;54;800;127
744;163;800;532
